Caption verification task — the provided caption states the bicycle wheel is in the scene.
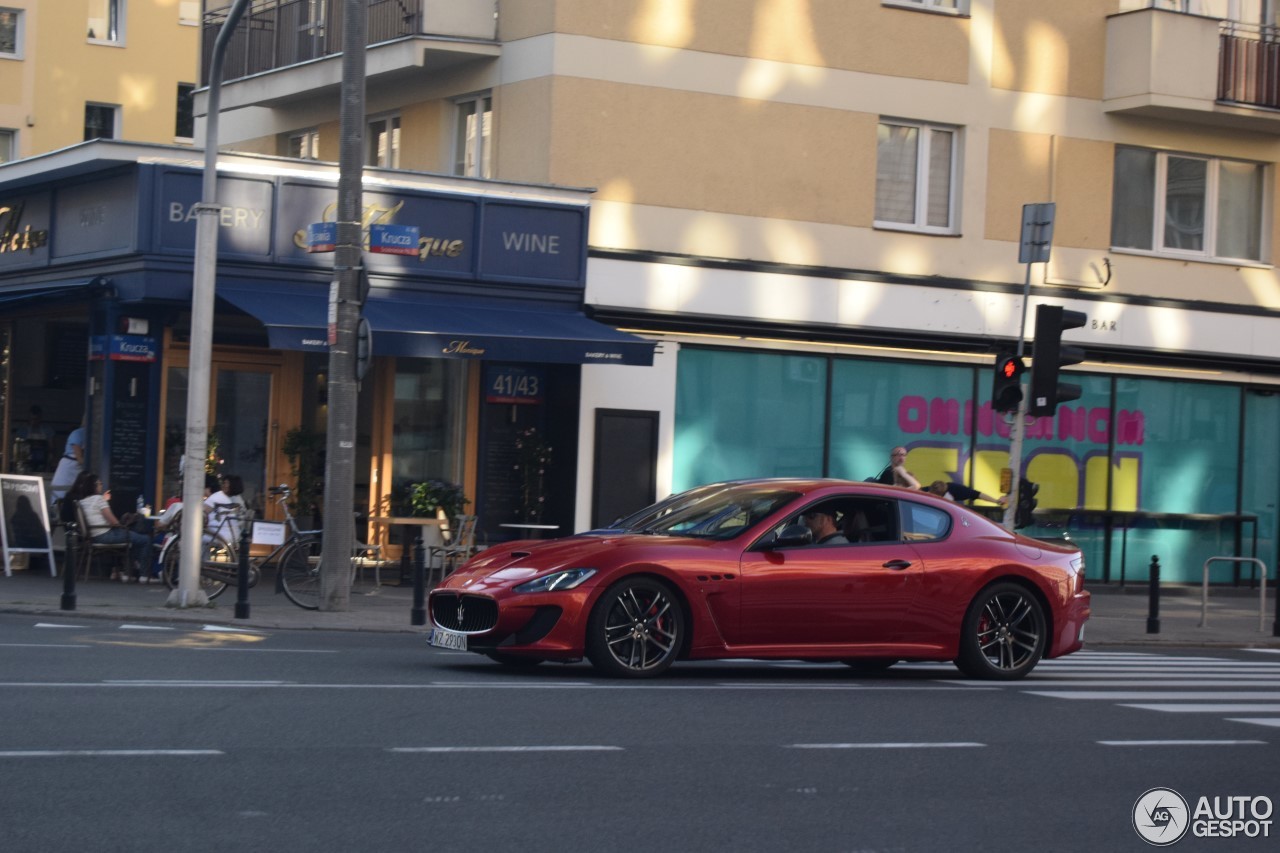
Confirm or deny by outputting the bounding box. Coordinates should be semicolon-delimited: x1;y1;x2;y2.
279;538;322;610
161;537;232;601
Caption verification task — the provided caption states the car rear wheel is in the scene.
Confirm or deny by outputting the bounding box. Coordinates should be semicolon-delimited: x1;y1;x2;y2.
585;576;684;678
955;582;1046;680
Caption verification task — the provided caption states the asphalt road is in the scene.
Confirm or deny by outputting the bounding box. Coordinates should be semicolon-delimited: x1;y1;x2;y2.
2;614;1277;853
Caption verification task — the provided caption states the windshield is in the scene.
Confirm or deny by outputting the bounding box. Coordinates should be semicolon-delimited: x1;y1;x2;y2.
604;482;738;531
638;486;800;540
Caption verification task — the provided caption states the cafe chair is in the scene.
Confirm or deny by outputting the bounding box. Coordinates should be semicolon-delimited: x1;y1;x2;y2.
350;514;387;588
426;514;478;586
73;501;130;581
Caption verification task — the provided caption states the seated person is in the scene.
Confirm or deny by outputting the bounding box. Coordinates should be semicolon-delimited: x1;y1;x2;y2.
924;480;1006;506
66;471;154;583
802;506;847;545
204;474;247;545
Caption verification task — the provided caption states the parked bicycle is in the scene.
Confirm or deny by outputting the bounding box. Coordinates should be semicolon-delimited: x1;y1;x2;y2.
159;484;343;609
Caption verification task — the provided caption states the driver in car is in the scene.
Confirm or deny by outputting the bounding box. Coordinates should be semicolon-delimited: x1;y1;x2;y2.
802;507;848;545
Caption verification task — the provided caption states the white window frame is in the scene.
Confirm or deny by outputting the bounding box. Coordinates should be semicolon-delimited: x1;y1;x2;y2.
0;129;15;163
874;118;960;236
1112;146;1269;264
288;129;321;160
84;103;120;141
366;114;400;168
883;0;969;15
453;93;492;179
0;8;23;59
88;0;125;44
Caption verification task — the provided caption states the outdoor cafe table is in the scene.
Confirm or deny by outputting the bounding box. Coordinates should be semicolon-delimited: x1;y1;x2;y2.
367;516;447;585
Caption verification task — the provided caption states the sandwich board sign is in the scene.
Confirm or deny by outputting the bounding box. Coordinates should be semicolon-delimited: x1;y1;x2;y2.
1;474;54;576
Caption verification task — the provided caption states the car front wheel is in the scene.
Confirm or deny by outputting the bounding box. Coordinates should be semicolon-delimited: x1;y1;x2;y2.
955;582;1046;680
585;577;684;678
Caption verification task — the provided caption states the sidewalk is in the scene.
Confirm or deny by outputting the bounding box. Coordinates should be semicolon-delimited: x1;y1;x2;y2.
1;566;1279;647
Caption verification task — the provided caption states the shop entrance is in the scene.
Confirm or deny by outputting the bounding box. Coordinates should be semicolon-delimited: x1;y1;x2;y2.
160;347;291;514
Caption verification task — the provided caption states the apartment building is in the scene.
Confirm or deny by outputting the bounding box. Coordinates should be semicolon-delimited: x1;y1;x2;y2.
4;1;1277;582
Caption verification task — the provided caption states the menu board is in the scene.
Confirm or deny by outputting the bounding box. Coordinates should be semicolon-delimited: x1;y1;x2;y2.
0;474;54;576
108;361;150;501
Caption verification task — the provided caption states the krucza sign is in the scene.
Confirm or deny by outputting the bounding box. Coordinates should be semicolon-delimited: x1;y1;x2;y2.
0;202;50;254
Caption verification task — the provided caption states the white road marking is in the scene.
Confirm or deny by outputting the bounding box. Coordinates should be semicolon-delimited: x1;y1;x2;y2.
1242;649;1280;655
34;623;88;629
1097;740;1267;746
188;648;338;654
105;680;289;686
1029;691;1280;701
1227;718;1280;727
0;750;223;757
788;742;985;749
202;625;265;634
390;746;623;753
1005;680;1280;688
1121;703;1280;713
119;624;176;631
0;643;91;648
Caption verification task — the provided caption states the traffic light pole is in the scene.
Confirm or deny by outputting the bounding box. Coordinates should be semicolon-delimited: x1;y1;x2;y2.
1001;260;1033;532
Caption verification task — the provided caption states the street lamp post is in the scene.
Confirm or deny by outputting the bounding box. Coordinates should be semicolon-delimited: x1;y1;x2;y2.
168;0;251;608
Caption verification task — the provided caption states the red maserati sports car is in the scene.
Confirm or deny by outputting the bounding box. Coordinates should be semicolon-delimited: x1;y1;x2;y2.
427;479;1090;679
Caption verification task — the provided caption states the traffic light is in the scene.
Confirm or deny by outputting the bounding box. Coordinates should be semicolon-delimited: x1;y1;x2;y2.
1029;305;1087;417
1015;479;1039;529
991;352;1024;413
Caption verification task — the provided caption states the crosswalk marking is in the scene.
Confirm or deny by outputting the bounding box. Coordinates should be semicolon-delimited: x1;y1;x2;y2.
1004;650;1280;733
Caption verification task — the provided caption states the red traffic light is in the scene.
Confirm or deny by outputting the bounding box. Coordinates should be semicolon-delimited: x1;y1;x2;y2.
1000;359;1019;379
991;353;1025;414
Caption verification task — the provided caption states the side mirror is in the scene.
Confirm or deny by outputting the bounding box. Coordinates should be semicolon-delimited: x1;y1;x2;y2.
767;523;813;549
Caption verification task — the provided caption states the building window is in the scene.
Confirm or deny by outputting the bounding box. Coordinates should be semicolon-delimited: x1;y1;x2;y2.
175;83;195;140
367;115;400;168
883;0;967;14
1111;146;1265;263
0;129;14;162
454;95;492;178
0;8;22;58
288;130;320;160
875;119;958;234
84;103;119;141
88;0;123;43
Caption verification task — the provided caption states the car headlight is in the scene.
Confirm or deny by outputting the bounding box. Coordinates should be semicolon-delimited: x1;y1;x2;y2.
514;568;596;593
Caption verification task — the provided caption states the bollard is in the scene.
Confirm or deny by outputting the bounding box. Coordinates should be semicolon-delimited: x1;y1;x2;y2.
411;530;427;626
1274;567;1280;638
1146;555;1161;634
235;521;250;619
60;522;77;611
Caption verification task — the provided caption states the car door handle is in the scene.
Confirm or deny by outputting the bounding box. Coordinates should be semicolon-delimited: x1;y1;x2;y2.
882;560;912;571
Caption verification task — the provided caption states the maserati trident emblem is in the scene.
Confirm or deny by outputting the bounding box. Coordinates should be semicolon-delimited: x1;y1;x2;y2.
455;601;465;628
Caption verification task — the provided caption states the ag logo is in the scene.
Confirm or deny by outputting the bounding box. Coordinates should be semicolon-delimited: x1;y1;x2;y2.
1133;787;1190;846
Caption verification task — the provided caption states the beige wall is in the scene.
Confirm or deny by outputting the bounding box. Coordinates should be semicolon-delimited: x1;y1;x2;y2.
991;0;1110;98
23;0;199;156
985;129;1053;243
502;0;969;83
1051;136;1113;250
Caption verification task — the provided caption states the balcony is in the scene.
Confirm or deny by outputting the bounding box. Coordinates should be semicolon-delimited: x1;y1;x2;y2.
1105;6;1280;132
201;0;499;109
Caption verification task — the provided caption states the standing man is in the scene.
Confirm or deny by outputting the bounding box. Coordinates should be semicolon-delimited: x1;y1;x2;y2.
872;446;920;489
50;416;86;502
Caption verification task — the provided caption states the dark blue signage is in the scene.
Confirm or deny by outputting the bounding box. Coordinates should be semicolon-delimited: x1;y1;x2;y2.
157;170;274;257
89;334;158;363
0;192;52;272
485;366;546;404
369;223;420;255
306;222;336;253
478;202;585;287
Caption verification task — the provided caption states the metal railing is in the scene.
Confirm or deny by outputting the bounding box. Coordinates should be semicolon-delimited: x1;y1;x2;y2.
201;0;423;85
1219;21;1280;110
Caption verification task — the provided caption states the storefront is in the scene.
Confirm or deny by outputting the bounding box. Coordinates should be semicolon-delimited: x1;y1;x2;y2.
0;142;654;548
577;255;1280;585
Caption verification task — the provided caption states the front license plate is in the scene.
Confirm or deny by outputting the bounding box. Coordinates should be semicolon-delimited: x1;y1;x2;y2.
428;628;467;651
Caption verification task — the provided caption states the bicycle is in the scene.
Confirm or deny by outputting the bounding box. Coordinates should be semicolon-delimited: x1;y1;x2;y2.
159;485;380;610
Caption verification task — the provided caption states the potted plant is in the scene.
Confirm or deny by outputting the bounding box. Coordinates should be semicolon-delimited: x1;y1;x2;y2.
408;479;469;520
514;426;552;523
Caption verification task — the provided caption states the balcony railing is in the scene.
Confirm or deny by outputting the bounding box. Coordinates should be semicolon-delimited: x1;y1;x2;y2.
1218;22;1280;110
202;0;425;85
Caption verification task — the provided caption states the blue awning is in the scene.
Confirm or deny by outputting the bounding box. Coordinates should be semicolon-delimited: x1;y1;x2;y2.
0;280;102;309
217;284;655;366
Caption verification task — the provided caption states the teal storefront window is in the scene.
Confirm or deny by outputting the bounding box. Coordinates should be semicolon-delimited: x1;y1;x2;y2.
673;349;826;491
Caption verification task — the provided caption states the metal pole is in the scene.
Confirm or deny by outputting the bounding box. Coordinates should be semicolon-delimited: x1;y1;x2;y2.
60;524;77;611
169;0;251;609
235;517;250;620
1146;555;1161;634
318;0;366;610
1001;262;1033;532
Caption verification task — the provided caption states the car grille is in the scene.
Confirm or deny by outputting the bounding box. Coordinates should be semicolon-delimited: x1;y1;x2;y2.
431;593;499;634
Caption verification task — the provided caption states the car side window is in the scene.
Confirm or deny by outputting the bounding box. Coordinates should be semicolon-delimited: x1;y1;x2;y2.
901;501;951;542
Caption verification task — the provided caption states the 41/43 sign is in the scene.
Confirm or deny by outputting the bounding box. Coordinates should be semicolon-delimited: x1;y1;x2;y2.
486;366;545;405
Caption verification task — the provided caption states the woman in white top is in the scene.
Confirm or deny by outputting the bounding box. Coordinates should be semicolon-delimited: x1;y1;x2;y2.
204;474;247;545
68;471;154;582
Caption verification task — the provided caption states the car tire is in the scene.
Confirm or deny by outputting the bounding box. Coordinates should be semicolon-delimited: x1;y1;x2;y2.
485;652;545;668
841;659;897;673
585;576;684;678
955;581;1046;680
